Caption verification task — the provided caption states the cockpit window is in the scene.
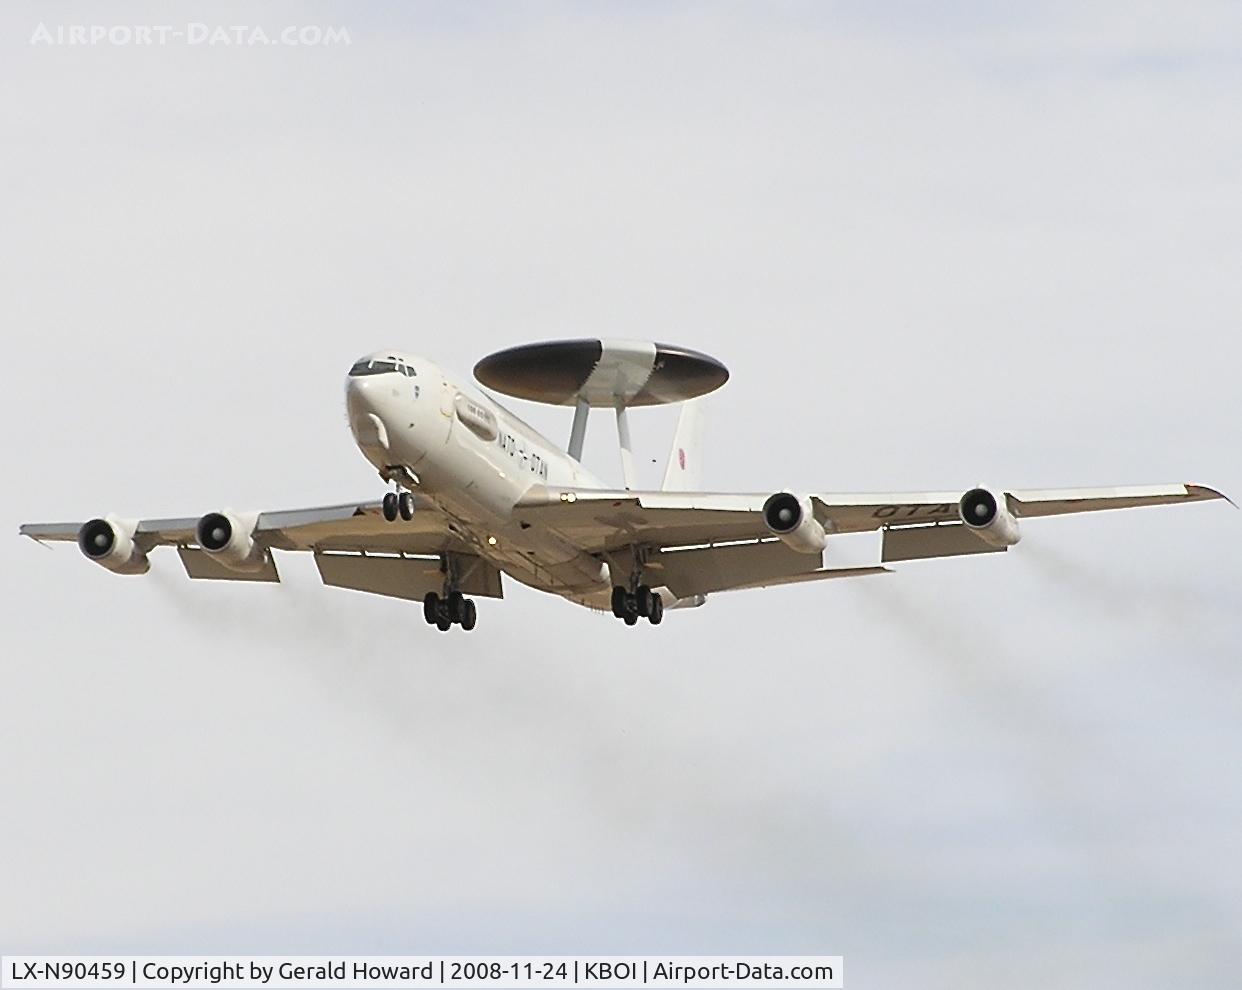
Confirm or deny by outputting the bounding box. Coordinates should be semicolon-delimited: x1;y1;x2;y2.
349;359;401;376
348;358;418;377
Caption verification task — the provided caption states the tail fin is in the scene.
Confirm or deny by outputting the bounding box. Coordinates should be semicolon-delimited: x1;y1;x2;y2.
661;399;704;491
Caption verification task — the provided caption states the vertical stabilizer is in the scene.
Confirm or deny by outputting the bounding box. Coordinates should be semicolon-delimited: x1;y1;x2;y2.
661;399;704;491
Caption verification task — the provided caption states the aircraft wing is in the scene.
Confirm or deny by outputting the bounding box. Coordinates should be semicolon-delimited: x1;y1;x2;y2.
20;518;199;546
514;483;1227;554
20;498;458;552
819;482;1228;531
19;497;503;601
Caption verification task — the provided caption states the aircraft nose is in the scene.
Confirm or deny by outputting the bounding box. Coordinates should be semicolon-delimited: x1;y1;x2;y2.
345;374;381;408
345;377;392;453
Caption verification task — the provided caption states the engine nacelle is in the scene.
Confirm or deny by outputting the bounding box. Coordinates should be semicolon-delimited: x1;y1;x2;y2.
959;488;1021;547
195;510;269;572
77;516;150;574
762;491;827;554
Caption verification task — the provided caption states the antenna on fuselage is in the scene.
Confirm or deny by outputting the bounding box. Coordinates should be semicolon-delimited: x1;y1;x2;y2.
473;338;728;490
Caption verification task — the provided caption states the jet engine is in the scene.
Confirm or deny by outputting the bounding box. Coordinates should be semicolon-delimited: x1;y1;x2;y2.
195;510;269;572
958;488;1021;547
77;516;150;574
762;491;827;554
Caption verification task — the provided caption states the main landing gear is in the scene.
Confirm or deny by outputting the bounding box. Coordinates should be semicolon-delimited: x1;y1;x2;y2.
382;490;415;522
423;590;478;632
421;554;478;632
611;584;663;626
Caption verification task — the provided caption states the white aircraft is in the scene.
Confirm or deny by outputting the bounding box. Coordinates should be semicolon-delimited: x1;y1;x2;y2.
20;339;1227;631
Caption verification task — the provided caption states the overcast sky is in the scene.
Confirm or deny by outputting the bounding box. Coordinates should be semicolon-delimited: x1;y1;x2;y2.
2;2;1240;987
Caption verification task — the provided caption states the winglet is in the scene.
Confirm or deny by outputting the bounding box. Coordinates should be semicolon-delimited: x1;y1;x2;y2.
1187;484;1236;509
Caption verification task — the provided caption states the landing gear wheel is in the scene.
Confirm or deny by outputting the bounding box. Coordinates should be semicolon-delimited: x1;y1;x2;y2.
382;492;399;522
635;585;653;618
648;593;664;625
623;611;638;626
398;491;415;520
423;592;440;624
611;586;628;618
460;599;477;631
447;591;465;624
435;612;452;632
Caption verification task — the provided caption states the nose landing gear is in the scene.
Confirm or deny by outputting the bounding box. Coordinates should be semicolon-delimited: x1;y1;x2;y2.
381;490;415;522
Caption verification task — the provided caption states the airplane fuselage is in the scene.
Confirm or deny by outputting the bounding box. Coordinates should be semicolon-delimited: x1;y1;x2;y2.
345;350;614;607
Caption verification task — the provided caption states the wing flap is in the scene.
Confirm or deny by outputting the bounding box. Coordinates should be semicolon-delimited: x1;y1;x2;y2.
314;552;503;602
315;553;443;601
178;546;280;582
881;523;1006;563
647;540;823;598
726;565;889;592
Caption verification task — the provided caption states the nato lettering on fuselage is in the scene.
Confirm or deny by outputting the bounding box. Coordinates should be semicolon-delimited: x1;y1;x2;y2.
498;430;550;480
